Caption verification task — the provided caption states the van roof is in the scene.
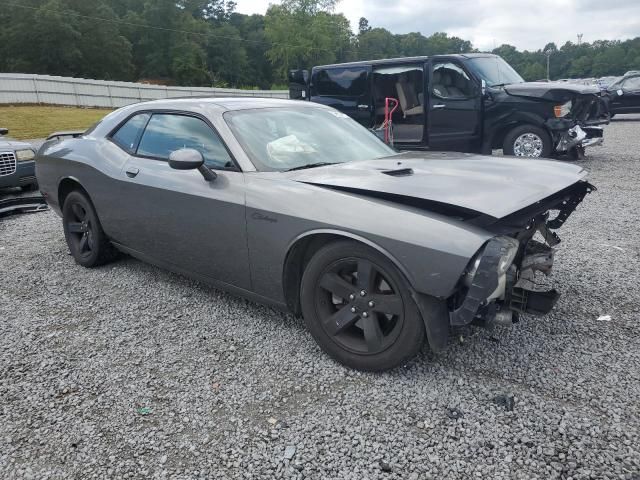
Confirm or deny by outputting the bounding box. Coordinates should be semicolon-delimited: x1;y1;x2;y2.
313;53;497;70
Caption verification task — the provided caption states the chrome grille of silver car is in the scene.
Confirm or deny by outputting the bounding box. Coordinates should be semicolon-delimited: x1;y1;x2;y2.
0;152;17;176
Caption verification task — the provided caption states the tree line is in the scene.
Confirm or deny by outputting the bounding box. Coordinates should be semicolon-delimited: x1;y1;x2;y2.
1;0;639;89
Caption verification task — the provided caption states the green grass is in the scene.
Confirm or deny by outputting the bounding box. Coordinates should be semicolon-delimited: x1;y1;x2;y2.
0;105;113;140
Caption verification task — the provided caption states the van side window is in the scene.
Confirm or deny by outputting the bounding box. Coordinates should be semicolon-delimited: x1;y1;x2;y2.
315;68;368;96
431;63;475;99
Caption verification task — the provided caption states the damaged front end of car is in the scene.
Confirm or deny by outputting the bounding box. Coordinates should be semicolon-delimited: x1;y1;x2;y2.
450;180;595;328
504;82;610;157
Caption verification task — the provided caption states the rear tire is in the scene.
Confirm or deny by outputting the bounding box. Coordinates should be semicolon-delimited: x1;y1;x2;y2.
300;240;426;371
503;124;552;158
62;190;116;267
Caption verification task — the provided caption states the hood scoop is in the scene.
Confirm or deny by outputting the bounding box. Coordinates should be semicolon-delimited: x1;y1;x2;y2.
382;167;414;177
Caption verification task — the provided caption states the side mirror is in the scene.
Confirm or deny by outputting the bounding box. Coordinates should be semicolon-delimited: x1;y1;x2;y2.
481;79;487;97
0;128;8;136
617;89;624;96
168;148;217;181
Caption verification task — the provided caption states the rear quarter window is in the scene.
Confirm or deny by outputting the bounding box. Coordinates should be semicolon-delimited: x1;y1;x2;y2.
111;113;150;152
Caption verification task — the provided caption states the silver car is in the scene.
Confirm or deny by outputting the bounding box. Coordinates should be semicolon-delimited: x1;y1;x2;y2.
36;98;594;371
0;128;38;191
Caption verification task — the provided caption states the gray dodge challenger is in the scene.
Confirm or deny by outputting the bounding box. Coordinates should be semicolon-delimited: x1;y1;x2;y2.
36;98;594;371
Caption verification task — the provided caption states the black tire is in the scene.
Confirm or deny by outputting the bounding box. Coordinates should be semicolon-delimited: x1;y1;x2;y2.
503;124;552;158
62;190;116;267
300;240;426;371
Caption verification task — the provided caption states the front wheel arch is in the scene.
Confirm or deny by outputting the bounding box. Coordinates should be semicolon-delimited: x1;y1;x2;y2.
282;231;450;354
282;230;416;315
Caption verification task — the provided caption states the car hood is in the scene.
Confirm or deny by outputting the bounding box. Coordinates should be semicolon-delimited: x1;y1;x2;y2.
285;152;588;219
504;81;599;101
0;139;34;150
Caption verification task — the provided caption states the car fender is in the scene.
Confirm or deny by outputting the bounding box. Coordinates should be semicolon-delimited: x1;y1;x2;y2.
286;227;416;288
484;110;550;149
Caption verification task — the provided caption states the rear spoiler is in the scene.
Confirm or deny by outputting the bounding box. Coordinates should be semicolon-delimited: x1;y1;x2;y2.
46;130;85;141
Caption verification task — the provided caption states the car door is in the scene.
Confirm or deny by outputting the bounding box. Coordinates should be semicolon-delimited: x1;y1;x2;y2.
113;111;251;290
427;58;482;150
309;66;373;126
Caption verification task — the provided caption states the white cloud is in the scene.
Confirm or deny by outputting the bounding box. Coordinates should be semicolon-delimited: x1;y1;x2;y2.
233;0;640;51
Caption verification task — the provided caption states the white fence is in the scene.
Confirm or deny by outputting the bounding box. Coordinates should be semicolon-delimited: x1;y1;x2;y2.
0;73;289;108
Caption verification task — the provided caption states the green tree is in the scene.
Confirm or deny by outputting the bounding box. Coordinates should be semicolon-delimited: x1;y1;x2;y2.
358;28;397;59
265;0;353;82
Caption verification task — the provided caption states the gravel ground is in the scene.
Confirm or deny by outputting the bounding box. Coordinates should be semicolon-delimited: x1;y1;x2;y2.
1;118;639;479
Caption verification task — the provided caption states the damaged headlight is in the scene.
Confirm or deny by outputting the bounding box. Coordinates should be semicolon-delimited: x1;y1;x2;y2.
553;100;572;118
496;236;519;274
15;149;36;161
463;236;519;287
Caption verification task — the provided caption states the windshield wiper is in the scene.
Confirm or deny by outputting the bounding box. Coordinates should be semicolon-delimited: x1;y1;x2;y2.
286;162;339;171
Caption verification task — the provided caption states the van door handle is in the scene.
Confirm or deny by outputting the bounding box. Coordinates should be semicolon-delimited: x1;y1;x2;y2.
125;167;139;178
432;104;446;109
357;104;369;110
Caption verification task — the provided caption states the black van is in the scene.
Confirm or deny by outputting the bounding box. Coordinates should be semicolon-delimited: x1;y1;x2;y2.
289;54;608;158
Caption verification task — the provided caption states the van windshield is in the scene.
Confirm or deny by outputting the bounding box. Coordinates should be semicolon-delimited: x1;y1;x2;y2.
468;57;524;87
224;107;397;171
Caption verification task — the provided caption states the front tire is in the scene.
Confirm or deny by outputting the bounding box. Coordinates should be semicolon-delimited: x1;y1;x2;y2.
503;124;552;158
300;241;426;371
62;190;116;267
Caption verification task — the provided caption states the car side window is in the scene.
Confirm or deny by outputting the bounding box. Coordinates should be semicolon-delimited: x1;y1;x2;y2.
431;62;475;99
111;113;150;152
623;76;640;91
137;114;234;169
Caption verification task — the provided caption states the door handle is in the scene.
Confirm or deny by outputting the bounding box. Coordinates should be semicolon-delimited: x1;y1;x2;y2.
357;104;369;110
125;167;139;178
432;104;446;109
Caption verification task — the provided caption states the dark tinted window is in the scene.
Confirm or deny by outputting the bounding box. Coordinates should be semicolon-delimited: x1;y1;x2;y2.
137;114;233;169
111;113;150;151
314;68;368;96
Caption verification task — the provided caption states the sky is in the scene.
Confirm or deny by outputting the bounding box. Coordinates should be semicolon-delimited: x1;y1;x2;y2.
233;0;640;51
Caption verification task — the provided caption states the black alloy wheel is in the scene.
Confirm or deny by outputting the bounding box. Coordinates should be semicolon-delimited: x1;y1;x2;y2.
300;241;426;371
315;257;404;355
66;201;95;259
62;190;116;267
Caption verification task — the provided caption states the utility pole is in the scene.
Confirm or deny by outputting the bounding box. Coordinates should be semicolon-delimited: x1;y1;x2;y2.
544;49;553;81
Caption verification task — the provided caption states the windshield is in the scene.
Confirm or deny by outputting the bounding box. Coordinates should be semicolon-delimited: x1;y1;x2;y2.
224;107;397;171
468;56;524;87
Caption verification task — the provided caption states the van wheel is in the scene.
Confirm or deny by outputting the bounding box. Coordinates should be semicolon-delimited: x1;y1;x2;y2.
62;190;117;267
503;125;552;158
300;240;426;371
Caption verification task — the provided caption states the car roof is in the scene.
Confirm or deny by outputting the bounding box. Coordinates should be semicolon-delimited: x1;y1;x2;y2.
129;97;319;112
314;53;496;70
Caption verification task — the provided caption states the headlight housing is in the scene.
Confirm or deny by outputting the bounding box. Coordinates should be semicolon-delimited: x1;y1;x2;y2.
553;100;572;118
15;149;35;161
496;236;519;274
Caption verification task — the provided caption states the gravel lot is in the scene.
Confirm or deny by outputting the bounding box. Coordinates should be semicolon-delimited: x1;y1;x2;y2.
1;117;639;479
